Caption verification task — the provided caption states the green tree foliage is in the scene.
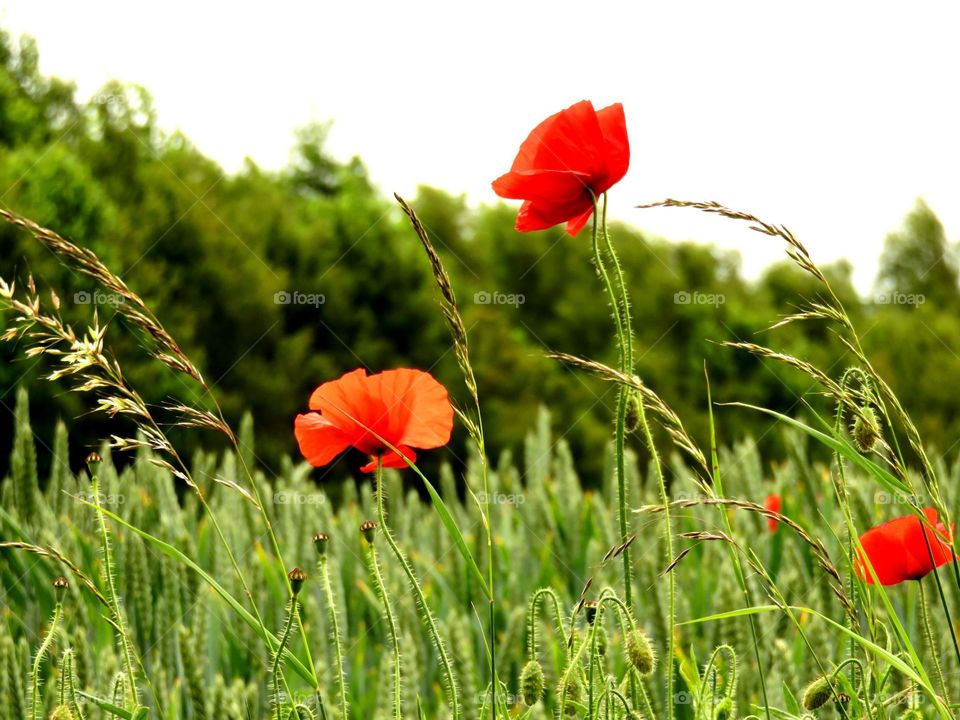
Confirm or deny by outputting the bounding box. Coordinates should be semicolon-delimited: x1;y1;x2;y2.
877;199;959;308
1;27;959;483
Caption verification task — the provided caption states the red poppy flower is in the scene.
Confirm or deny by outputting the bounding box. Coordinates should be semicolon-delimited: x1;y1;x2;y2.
764;494;782;533
294;368;454;473
492;100;629;236
855;508;955;585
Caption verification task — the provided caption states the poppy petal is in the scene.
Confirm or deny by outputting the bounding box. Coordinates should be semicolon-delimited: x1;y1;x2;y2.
565;206;595;236
856;508;955;585
493;100;630;234
374;369;453;449
294;412;354;467
509;100;604;176
360;446;417;474
297;368;453;473
595;103;630;191
516;194;595;233
492;169;591;203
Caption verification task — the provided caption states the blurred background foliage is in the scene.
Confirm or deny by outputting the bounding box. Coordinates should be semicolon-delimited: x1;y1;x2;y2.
0;28;958;485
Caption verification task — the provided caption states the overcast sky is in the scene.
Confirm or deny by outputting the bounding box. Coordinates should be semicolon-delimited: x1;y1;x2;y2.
1;1;957;293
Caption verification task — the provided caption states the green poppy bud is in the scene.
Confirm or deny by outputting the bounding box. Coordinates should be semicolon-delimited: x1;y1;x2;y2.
520;659;544;706
360;520;378;544
313;532;329;557
713;697;733;720
626;628;656;675
802;676;832;711
852;406;881;452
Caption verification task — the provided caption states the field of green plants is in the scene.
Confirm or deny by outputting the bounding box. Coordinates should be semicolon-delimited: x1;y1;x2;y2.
5;388;960;720
3;95;960;720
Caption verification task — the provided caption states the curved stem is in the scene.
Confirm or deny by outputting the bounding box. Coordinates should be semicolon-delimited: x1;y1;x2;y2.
30;602;61;720
271;597;299;720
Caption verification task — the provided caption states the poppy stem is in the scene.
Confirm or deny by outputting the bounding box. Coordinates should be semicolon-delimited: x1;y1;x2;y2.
919;576;950;704
364;518;403;720
376;460;461;720
317;554;349;720
589;195;633;611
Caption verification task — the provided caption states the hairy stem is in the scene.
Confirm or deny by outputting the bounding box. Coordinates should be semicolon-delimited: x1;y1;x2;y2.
376;462;460;719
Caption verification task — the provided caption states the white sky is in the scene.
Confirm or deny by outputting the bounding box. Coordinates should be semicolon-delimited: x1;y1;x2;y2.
1;1;958;292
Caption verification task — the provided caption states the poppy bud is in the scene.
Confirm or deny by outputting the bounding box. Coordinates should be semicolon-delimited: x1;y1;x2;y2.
287;567;306;596
596;625;609;657
625;628;656;675
713;697;733;720
802;676;832;711
625;392;642;433
558;676;581;716
360;520;378;543
852;406;881;452
520;659;544;706
50;707;73;720
53;575;69;600
85;451;102;467
583;599;598;625
899;710;924;720
313;532;329;557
